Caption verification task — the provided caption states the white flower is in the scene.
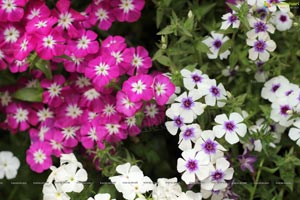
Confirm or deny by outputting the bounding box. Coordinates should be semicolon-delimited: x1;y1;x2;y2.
180;69;209;91
201;158;234;191
221;12;240;30
177;149;210;184
261;75;290;102
271;11;293;31
178;124;202;151
270;98;297;127
247;0;264;7
204;79;227;107
60;153;83;168
202;32;231;60
247;33;276;62
201;187;226;200
246;17;275;39
43;183;70;200
213;113;247;144
152;178;182;200
109;163;153;200
288;120;300;146
165;105;189;136
176;191;202;200
56;163;88;193
0;151;20;179
172;90;206;123
87;193;115;200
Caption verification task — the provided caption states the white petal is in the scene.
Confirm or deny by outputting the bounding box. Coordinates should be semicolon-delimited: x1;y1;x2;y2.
196;166;210;181
215;114;228;124
193;102;204;115
249;48;258;60
266;40;276;51
236;123;247;137
180;69;192;77
216;157;229;171
259;51;270;62
177;158;187;173
189;89;203;100
212;125;226;138
205;94;216;106
288;128;300;141
229;112;244;123
183;78;196;90
182;171;195;184
165;121;179;135
75;169;88;182
225;132;239;144
116;163;131;175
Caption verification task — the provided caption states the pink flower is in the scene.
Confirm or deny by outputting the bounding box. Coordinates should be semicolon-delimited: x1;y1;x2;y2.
62;52;91;73
24;0;51;20
26;16;58;35
116;90;143;116
99;115;127;143
40;75;66;108
142;102;165;127
85;54;119;91
123;46;152;75
9;59;29;73
90;2;114;30
35;28;65;60
80;119;104;149
101;35;126;49
44;129;66;157
67;30;99;57
124;116;141;136
153;74;176;106
79;87;101;108
0;0;27;22
29;122;52;143
54;125;80;150
0;24;22;45
14;34;36;60
111;0;145;22
122;74;154;102
99;95;118;123
26;141;52;173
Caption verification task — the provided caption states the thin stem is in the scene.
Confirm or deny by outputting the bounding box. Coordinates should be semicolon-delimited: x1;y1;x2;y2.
250;158;265;200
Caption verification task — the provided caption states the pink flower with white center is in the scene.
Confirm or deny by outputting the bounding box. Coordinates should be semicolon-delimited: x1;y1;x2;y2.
36;28;66;60
194;130;226;162
165;104;189;136
24;0;51;20
172;90;206;123
261;75;290;102
44;129;65;157
213;112;247;144
14;34;36;60
288;120;300;147
220;11;240;30
26;141;52;173
53;0;85;38
246;17;275;39
29;123;52;143
142;102;165;127
101;116;127;143
178;124;202;151
85;55;119;91
56;125;80;149
99;96;118;122
201;157;234;191
204;79;227;107
41;75;65;108
80;88;101;108
26;16;57;35
246;33;276;62
122;74;154;102
123;46;152;76
270;98;297;127
0;0;27;22
0;90;12;109
6;103;35;131
1;24;21;44
90;2;114;30
36;107;54;123
9;58;29;73
80;119;104;149
271;11;293;31
202;32;231;60
177;149;210;184
70;74;92;92
68;30;99;57
111;0;145;22
153;74;175;106
124;116;141;136
116;90;143;116
101;35;125;49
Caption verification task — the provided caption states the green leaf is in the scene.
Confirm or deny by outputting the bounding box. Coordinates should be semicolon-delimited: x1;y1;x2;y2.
193;3;216;18
279;165;294;191
196;40;210;53
12;87;43;102
157;24;175;35
226;2;240;12
35;59;52;80
0;70;16;87
219;39;232;54
229;52;238;67
262;166;279;174
156;8;164;28
155;55;173;67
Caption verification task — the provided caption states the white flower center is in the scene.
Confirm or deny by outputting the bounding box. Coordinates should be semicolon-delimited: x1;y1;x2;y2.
43;35;56;49
126;116;136;127
1;0;16;13
62;126;79;139
33;149;46;164
96;8;108;21
48;83;62;98
145;104;159;118
75;76;91;88
51;140;63;150
35;20;47;29
155;82;166;96
88;127;98;141
77;36;91;50
103;104;116;116
111;51;123;64
14;108;29;123
88;111;98;121
4;26;19;43
58;12;74;29
37;108;54;122
66;104;83;119
131;80;146;94
119;0;135;13
0;91;11;106
26;79;39;88
95;63;110;76
132;55;143;68
105;124;121;135
84;88;100;101
38;126;49;141
70;55;83;65
28;8;40;19
122;97;135;109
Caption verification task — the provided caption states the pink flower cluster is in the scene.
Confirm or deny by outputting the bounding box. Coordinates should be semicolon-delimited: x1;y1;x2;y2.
0;0;175;173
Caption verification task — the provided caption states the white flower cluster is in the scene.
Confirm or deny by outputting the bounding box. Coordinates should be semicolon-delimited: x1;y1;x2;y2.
164;68;245;199
0;151;20;180
42;153;88;200
261;75;300;146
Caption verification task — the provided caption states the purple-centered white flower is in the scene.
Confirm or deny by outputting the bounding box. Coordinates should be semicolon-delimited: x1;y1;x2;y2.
204;79;227;107
288;119;300;146
246;17;275;39
213;112;247;144
172;90;206;123
270;98;296;127
261;75;290;102
271;11;293;31
178;124;202;151
180;69;209;91
165;105;188;136
247;33;276;62
201;157;234;191
177;149;210;184
202;32;231;60
220;11;240;30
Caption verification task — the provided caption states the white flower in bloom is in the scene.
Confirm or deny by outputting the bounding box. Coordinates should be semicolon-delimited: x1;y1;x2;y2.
270;98;297;127
177;149;210;184
43;183;70;200
56;163;88;193
261;76;290;102
87;193;115;200
165;105;189;136
152;178;182;200
247;0;264;7
247;33;276;62
176;191;202;200
246;17;275;39
109;163;153;200
201;187;226;200
271;11;293;31
172;90;206;123
204;79;227;107
0;151;20;179
221;12;240;30
213;113;247;144
178;124;202;151
201;157;234;191
288;120;300;146
180;69;209;91
167;86;181;104
202;32;231;60
60;153;83;168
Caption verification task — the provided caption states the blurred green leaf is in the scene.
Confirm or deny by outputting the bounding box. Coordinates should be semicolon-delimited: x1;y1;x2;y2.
12;87;43;102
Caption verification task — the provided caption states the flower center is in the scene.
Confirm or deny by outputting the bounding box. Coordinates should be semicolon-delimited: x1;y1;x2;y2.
192;74;202;83
182;98;194;109
254;40;266;52
210;86;220;97
224;121;236;132
202;139;217;154
280;15;287;22
211;170;224;182
229;15;237;23
213;39;222;49
254;21;267;33
186;160;198;172
183;128;194;139
280;105;290;116
174;116;183;127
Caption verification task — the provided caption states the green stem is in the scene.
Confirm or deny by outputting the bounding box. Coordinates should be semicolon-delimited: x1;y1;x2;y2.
8;185;18;200
250;158;265;200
